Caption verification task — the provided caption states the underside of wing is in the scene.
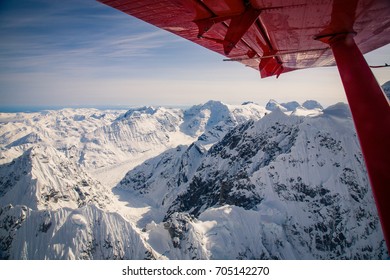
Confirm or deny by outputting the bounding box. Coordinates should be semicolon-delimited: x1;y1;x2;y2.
98;0;390;78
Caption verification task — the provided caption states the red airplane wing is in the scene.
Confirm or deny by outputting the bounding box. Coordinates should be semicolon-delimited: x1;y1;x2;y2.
97;0;390;78
98;0;390;252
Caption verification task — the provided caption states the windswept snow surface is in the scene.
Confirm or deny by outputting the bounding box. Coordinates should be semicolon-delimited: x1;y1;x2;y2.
0;99;388;259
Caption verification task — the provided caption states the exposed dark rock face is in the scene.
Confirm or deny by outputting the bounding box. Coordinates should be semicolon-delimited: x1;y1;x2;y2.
167;114;301;218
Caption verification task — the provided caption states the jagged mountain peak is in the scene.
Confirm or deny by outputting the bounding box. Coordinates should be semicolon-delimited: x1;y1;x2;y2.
181;100;267;140
266;99;302;112
265;99;287;111
302;100;324;110
80;106;187;169
323;102;352;119
281;101;301;111
241;101;255;105
119;106;159;120
181;101;232;137
266;99;324;113
0;204;159;260
110;106;181;128
6;132;43;149
203;99;227;107
0;144;112;211
166;110;303;218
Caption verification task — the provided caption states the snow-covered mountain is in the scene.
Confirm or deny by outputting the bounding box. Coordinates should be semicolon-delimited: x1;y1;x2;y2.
181;100;266;138
0;144;151;260
118;103;386;259
266;99;323;117
0;108;122;166
0;204;159;260
0;145;112;210
0;99;387;259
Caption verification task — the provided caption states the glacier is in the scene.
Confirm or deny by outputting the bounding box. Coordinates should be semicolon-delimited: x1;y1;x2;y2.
0;97;388;260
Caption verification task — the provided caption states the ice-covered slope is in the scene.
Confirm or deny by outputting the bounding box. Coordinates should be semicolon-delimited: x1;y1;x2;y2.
118;143;206;225
0;204;158;260
0;145;112;210
266;99;323;117
302;100;323;110
181;100;267;138
119;103;387;259
0;108;123;166
0;143;160;260
117;101;268;217
193;101;268;146
82;107;188;168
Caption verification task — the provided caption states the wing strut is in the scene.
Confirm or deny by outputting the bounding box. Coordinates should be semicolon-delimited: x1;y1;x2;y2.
195;5;261;55
322;33;390;251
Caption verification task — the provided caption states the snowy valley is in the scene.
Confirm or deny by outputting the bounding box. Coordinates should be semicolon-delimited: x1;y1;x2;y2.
0;98;387;259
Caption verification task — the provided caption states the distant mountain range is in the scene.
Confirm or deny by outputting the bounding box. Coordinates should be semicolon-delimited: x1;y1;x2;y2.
1;91;388;259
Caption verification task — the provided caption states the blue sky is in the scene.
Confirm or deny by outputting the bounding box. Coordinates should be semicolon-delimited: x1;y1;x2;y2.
0;0;389;108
